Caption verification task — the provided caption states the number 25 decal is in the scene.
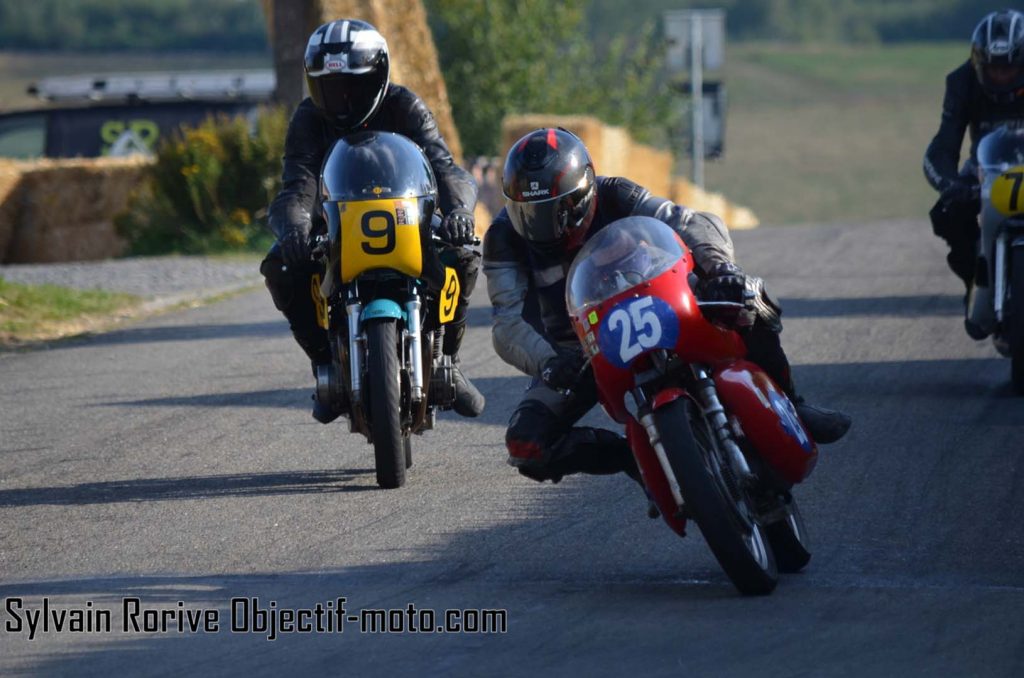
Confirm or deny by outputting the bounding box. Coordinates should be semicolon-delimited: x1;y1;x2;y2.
598;296;679;368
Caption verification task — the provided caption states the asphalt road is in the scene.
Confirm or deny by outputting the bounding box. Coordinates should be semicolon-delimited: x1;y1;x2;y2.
2;219;1022;677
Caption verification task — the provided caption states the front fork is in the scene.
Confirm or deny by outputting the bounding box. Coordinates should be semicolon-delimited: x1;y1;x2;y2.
632;363;755;506
343;282;426;405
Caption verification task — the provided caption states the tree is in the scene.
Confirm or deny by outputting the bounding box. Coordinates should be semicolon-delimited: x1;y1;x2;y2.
425;0;672;155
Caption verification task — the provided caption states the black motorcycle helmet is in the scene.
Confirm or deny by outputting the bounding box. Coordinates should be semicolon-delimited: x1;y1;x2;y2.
502;128;597;255
971;10;1024;103
304;19;390;129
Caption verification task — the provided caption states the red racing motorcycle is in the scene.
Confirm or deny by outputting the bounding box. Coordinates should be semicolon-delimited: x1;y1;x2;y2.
565;216;818;595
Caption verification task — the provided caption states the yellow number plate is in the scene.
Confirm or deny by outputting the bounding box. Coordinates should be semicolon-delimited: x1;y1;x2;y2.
311;273;329;329
991;166;1024;216
339;198;423;283
439;266;460;324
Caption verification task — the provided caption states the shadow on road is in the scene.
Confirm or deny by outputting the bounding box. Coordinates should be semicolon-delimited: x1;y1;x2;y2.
50;321;289;350
0;469;378;507
97;388;310;410
778;294;962;318
95;378;531;428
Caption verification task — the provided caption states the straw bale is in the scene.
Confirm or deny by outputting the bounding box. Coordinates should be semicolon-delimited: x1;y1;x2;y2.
0;160;24;263
5;156;147;263
671;176;759;230
627;143;673;198
473;201;492;239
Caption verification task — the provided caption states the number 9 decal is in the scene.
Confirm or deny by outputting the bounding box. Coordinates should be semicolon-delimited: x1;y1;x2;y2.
598;296;679;368
360;210;397;254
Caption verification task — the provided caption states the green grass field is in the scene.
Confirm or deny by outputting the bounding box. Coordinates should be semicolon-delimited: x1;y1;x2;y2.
702;42;971;225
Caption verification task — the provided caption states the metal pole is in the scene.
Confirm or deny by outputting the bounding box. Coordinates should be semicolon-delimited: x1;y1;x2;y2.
690;15;704;188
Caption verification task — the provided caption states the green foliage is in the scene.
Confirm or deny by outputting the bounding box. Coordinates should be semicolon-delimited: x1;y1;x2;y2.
425;0;673;156
0;0;268;52
117;107;286;255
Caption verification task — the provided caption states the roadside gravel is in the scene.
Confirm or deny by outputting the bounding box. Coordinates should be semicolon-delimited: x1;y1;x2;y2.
0;255;264;309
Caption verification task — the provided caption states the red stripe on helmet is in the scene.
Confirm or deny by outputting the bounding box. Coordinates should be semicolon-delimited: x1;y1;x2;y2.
547;128;558;149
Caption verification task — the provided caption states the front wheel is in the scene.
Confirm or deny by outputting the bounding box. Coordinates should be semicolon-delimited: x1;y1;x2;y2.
765;495;812;573
365;318;407;489
654;399;777;595
1009;247;1024;395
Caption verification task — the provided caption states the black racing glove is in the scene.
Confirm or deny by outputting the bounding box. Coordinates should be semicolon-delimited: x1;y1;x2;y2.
698;262;756;328
541;345;592;392
439;208;476;245
699;262;747;303
940;178;980;208
279;229;311;269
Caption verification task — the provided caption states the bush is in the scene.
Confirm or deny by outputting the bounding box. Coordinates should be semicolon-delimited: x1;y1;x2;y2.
117;107;287;255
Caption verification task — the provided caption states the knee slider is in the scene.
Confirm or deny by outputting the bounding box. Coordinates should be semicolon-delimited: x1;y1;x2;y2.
505;400;560;476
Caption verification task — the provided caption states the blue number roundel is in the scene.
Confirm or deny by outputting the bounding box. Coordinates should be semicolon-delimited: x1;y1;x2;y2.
597;296;679;368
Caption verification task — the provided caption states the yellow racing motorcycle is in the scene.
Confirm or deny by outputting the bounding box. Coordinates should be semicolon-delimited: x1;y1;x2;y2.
311;131;464;488
969;125;1024;393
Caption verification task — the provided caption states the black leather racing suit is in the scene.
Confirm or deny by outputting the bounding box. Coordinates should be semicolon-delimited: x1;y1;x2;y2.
262;85;479;365
924;60;1024;287
483;176;788;482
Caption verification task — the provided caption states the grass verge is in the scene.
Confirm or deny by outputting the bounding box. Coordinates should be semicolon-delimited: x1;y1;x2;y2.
701;42;970;225
0;277;141;347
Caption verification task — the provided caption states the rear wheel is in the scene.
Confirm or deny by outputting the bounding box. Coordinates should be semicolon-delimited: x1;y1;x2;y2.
654;399;778;595
1009;247;1024;395
366;319;407;489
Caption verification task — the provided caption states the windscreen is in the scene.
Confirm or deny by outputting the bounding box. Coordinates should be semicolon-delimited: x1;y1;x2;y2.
566;216;683;312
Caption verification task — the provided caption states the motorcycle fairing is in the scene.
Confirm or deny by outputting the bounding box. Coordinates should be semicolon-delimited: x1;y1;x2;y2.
713;361;818;484
326;197;426;284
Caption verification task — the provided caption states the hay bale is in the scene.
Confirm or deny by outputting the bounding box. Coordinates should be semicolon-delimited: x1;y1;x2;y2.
473;201;492;238
6;156;148;263
626;142;673;198
0;160;24;263
671;176;759;230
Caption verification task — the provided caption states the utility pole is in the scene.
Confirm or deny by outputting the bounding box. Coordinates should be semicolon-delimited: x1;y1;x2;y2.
690;17;704;189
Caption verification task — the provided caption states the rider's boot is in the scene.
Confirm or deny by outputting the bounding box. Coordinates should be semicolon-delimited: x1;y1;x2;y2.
791;396;851;445
262;252;341;424
443;319;485;418
548;429;659;519
744;320;851;445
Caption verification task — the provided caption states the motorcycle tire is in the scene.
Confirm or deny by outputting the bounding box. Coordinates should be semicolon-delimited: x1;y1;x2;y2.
1009;247;1024;395
654;398;778;595
404;435;413;470
366;318;408;489
765;496;812;573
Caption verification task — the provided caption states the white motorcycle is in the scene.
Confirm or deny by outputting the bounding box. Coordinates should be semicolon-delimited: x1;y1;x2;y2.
967;125;1024;393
